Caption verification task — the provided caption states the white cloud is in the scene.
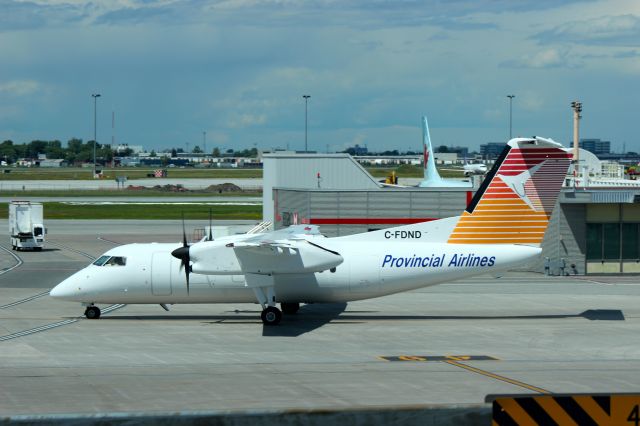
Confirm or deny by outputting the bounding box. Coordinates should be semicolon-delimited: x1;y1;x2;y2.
228;113;267;128
0;0;637;152
0;80;41;96
535;14;640;46
206;131;230;145
501;48;575;69
517;93;545;112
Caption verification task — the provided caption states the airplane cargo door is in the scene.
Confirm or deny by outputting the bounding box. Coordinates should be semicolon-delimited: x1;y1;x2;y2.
151;252;172;296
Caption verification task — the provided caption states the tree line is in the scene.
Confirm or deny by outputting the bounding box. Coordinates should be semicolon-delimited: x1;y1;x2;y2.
0;139;113;165
0;139;259;165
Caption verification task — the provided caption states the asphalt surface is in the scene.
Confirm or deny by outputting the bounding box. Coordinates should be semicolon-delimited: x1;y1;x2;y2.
0;220;639;416
0;178;264;191
0;177;424;191
0;196;262;203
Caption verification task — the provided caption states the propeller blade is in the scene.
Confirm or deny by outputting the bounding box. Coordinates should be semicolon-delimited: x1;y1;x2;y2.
208;208;213;241
172;212;191;294
185;264;190;294
181;212;188;247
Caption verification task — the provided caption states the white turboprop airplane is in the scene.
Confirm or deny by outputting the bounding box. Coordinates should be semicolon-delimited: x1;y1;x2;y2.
51;137;571;325
463;161;488;177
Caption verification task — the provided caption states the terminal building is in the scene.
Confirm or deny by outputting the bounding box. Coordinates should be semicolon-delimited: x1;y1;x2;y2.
579;138;611;155
263;151;640;276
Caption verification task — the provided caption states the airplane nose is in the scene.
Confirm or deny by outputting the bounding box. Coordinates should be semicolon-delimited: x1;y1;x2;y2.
50;275;81;300
50;282;71;299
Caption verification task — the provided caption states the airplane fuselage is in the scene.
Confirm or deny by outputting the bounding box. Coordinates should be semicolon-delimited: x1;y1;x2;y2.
52;238;539;305
50;136;570;325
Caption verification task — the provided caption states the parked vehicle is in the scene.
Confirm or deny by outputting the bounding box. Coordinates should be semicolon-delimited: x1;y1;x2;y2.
9;201;45;251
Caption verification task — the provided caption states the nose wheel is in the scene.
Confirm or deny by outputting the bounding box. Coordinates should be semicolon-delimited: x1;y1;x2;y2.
84;306;101;319
260;306;282;326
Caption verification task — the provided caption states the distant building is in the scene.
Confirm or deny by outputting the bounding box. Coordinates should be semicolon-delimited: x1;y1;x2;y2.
32;155;68;168
437;146;469;157
344;144;368;156
480;142;505;159
579;138;610;155
116;157;141;167
596;152;640;164
38;159;67;168
353;155;420;166
433;153;458;165
115;144;144;154
354;144;368;155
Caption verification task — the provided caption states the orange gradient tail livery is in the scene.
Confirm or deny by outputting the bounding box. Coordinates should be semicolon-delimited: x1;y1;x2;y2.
448;137;571;245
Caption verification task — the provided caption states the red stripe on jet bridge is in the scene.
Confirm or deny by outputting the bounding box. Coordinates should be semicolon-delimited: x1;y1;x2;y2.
308;217;438;225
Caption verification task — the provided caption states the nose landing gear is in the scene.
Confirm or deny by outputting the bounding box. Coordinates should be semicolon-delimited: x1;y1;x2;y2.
84;305;101;319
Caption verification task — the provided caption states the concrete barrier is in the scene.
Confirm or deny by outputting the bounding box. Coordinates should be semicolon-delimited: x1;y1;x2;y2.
2;405;491;426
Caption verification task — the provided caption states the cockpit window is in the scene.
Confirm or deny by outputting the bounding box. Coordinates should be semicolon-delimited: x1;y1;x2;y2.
105;256;127;266
92;256;127;266
93;255;110;266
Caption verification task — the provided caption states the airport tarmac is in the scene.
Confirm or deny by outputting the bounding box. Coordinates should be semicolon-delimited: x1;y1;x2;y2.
0;177;423;191
0;178;263;191
0;196;262;204
1;220;639;417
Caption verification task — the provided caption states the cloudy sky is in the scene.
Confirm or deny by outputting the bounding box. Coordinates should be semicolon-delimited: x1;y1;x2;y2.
1;0;639;153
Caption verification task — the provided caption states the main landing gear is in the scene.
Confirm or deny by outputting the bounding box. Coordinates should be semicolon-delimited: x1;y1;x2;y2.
248;275;300;326
84;305;101;319
260;306;282;326
281;302;300;315
258;303;300;325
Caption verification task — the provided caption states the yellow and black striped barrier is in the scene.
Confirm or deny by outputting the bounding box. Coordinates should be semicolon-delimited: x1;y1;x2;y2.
379;354;499;362
489;394;640;425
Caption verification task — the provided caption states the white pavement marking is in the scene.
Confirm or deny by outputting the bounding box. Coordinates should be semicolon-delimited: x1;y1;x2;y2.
0;304;126;342
0;245;23;276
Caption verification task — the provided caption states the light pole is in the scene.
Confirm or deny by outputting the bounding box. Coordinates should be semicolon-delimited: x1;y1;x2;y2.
571;101;582;181
203;131;207;156
507;94;515;140
91;93;101;177
303;95;310;152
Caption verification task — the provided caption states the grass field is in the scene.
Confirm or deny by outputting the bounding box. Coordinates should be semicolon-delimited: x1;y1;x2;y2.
1;165;464;180
0;202;262;220
0;189;261;197
367;165;464;179
0;167;263;180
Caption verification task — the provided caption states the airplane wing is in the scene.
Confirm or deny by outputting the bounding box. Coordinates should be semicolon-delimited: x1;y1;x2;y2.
229;239;343;275
242;224;323;242
188;225;343;276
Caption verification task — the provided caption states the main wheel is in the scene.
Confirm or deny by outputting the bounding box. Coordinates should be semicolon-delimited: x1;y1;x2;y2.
84;306;101;319
281;302;300;315
260;306;282;326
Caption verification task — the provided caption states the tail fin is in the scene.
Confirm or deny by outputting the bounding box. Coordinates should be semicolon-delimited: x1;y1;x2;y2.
419;116;444;186
422;116;438;178
447;137;571;246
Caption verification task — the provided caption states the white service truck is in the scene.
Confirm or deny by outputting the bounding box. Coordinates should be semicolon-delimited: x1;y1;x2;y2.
9;201;45;251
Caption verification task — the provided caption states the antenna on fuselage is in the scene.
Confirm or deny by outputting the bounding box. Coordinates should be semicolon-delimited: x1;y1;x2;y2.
208;208;214;241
